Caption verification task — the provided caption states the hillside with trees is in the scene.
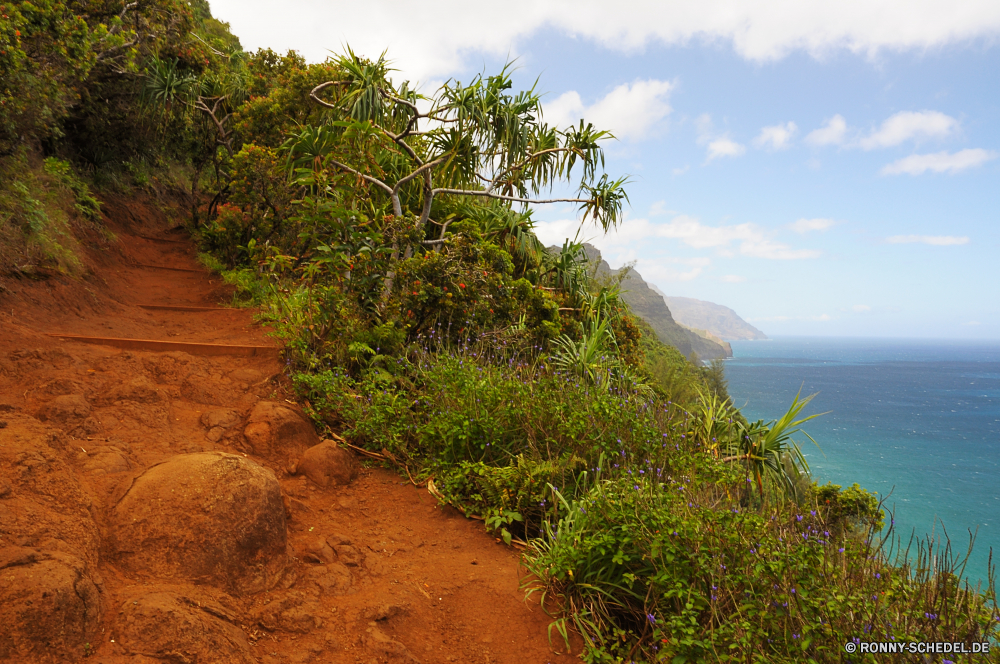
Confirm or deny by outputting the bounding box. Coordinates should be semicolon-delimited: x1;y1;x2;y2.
1;1;997;661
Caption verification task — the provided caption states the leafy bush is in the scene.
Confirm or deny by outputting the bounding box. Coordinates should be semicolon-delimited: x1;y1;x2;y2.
42;158;102;221
523;463;999;663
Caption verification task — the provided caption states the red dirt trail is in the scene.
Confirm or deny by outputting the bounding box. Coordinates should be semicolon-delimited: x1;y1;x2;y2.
0;195;578;664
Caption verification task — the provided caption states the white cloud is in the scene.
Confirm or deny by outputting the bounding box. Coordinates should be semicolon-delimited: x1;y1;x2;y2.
607;256;712;284
544;79;674;140
671;165;690;176
706;137;746;160
886;234;970;245
853;304;871;312
697;114;745;161
805;115;848;146
740;239;821;260
859;111;959;150
652;257;712;282
880;149;997;175
720;274;747;283
643;215;754;248
535;213;821;261
648;200;673;216
963;320;982;326
211;1;1000;79
788;218;836;233
813;314;832;321
753;122;798;150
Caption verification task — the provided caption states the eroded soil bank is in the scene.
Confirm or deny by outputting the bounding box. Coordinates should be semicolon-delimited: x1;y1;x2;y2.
0;195;576;664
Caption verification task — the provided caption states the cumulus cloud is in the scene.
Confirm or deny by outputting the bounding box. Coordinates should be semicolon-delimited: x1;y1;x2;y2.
706;137;746;160
720;274;747;283
805;115;848;146
859;111;959;150
544;79;674;140
639;257;713;283
886;234;970;245
880;149;997;175
853;304;871;312
648;200;673;216
697;114;745;161
741;239;821;260
753;122;798;150
788;218;836;233
210;1;1000;79
535;214;821;261
807;111;964;153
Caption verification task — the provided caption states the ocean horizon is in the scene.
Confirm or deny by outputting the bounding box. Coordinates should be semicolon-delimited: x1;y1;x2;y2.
725;335;1000;587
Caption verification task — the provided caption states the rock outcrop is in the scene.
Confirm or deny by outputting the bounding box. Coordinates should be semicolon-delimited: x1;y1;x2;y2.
108;452;289;595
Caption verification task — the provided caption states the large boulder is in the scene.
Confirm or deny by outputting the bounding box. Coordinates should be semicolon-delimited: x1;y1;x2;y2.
116;590;256;664
293;440;359;488
243;401;319;458
0;547;102;662
108;452;288;595
36;394;91;424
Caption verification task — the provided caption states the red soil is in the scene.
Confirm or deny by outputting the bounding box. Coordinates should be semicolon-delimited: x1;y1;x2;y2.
0;194;578;664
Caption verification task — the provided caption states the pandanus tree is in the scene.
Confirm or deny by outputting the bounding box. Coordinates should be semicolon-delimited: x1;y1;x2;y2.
299;49;630;293
145;48;250;158
721;391;825;501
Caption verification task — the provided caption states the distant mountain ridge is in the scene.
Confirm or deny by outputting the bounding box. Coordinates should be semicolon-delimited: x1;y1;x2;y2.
578;245;732;361
654;293;767;341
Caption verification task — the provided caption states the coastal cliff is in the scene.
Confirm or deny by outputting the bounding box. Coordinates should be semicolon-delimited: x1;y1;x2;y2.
581;245;732;361
652;292;767;341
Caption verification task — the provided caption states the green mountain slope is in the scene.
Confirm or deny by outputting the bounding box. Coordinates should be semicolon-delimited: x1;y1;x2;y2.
581;245;732;360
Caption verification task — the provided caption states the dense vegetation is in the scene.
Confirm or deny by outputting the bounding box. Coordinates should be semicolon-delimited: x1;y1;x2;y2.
2;1;997;661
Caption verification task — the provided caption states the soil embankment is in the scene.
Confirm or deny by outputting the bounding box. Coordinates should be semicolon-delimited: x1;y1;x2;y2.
0;196;575;663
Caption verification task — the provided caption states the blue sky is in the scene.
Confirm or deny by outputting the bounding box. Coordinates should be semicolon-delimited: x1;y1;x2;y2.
211;1;1000;339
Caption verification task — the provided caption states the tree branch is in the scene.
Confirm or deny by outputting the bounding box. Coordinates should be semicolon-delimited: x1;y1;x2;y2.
392;157;446;194
325;160;394;197
487;147;579;194
310;81;347;110
720;453;760;463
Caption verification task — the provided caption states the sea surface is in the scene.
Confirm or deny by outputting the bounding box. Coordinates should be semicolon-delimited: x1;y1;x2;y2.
725;336;1000;587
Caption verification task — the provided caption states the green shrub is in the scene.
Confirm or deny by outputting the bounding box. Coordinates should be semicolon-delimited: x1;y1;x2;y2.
523;465;999;663
42;157;102;221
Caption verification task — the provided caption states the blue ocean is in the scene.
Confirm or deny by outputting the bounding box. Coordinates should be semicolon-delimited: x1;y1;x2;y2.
725;337;1000;587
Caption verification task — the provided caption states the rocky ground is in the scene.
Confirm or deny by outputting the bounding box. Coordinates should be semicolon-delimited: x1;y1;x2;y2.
0;195;577;664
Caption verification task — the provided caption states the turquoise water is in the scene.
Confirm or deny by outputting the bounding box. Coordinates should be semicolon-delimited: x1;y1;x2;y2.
725;337;1000;586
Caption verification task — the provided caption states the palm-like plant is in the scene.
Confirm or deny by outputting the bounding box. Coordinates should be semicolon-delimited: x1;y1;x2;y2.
144;56;196;112
721;391;825;500
282;124;340;175
689;387;738;456
550;317;618;387
460;201;544;269
144;48;250;157
307;49;629;239
540;236;588;292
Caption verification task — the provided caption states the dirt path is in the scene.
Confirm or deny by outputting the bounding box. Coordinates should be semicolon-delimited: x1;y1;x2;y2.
0;196;577;664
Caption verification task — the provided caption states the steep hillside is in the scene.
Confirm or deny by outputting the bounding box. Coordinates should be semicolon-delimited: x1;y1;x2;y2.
581;245;732;360
678;323;734;357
